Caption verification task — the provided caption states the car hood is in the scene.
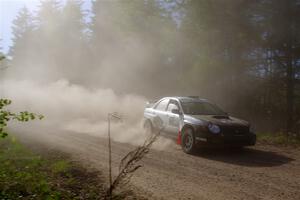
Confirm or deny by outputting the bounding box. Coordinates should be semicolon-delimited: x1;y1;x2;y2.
184;115;249;127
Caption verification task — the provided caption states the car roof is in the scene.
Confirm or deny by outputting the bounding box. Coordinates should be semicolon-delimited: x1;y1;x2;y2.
166;96;209;103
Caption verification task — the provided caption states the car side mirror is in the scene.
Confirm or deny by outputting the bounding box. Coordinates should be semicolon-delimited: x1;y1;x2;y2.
171;109;181;115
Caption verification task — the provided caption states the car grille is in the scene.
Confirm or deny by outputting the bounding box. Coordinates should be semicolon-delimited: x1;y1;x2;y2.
220;126;249;136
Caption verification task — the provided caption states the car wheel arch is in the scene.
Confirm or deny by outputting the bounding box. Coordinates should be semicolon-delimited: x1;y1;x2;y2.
144;119;152;125
181;124;195;133
144;119;153;132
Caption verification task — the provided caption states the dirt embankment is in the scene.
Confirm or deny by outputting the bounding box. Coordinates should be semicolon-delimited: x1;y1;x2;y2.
16;131;300;200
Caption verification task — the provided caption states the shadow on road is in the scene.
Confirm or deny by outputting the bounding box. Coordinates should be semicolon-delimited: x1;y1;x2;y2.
193;147;295;167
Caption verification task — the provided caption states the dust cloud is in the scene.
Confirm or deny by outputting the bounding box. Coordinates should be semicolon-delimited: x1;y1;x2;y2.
1;1;177;150
3;79;173;150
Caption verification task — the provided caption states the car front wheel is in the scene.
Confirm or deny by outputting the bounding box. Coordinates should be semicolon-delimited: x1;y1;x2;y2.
182;127;196;154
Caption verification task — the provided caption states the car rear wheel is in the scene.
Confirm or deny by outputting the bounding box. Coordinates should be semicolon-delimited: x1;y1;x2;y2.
182;127;196;154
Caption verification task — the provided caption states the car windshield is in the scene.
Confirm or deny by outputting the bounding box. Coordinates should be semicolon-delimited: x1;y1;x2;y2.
181;101;226;115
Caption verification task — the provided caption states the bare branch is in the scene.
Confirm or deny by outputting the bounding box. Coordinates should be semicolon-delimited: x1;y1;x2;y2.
105;131;160;199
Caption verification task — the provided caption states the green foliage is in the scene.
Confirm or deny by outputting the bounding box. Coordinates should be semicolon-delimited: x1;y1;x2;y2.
0;137;58;199
51;160;70;174
257;132;300;146
0;137;106;199
0;55;5;61
0;98;43;138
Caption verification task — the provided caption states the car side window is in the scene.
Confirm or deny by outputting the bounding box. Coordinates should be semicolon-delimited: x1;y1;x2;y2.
167;102;179;112
155;99;169;111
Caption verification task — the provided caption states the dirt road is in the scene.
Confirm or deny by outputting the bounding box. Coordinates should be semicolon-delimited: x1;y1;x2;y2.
17;131;300;200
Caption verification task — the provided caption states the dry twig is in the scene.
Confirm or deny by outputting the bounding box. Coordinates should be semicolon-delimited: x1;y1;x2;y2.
105;131;160;199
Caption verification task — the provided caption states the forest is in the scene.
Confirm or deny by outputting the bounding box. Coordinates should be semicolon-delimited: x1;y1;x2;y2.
1;0;300;134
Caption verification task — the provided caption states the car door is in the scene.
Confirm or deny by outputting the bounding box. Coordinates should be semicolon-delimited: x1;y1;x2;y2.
152;98;169;130
165;100;181;136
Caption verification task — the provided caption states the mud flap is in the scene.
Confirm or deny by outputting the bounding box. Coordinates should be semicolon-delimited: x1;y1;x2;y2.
177;131;182;145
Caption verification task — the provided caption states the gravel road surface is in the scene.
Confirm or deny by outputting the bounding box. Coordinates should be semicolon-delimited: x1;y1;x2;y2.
17;131;300;200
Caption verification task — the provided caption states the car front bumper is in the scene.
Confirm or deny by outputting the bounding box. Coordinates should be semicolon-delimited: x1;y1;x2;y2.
195;132;256;147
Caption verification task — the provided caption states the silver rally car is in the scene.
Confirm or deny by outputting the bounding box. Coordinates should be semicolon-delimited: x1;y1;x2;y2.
143;96;256;154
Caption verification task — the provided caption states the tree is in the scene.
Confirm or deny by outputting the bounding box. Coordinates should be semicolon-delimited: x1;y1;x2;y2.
0;39;7;68
8;6;35;74
254;0;300;132
59;0;88;83
0;99;43;138
1;19;42;137
89;0;177;96
179;1;258;107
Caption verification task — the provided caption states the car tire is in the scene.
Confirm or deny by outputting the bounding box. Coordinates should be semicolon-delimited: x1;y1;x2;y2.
250;133;256;146
181;127;196;154
144;120;153;134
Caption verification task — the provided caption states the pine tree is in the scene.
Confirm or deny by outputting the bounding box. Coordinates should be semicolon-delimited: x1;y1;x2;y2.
0;38;7;69
257;0;300;132
60;0;88;83
31;0;62;80
179;1;257;101
9;6;34;66
89;0;177;95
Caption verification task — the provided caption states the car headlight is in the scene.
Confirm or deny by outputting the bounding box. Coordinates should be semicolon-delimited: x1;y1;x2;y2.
208;123;221;134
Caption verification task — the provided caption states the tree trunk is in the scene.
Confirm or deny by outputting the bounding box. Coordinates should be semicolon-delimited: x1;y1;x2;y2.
286;58;294;133
285;0;295;133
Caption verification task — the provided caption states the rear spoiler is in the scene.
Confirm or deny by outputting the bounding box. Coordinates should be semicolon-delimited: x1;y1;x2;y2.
145;100;157;108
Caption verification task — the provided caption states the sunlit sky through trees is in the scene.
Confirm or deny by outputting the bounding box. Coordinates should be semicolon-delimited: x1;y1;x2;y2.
0;0;299;133
0;0;92;53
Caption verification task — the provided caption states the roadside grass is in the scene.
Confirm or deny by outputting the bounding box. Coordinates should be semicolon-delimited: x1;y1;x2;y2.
257;132;300;147
0;136;106;200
